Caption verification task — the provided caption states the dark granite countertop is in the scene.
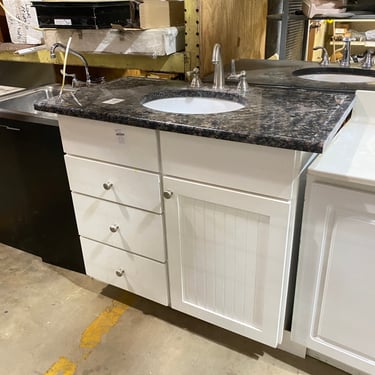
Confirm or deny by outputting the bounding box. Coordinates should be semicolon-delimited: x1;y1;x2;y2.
35;60;359;154
220;59;375;93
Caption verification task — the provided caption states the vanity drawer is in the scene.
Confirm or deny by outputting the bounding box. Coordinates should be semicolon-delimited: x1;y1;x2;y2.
65;155;162;213
59;115;160;172
160;131;308;200
81;237;169;305
72;193;165;262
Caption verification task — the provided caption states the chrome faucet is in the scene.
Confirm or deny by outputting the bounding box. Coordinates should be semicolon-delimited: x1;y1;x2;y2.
212;43;224;90
50;42;91;85
362;49;374;69
339;37;354;67
313;46;330;66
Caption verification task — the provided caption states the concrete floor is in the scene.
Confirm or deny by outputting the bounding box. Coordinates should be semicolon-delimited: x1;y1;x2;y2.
0;243;349;375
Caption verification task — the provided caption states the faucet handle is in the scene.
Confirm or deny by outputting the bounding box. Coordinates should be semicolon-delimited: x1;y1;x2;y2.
189;67;202;88
88;76;105;85
227;59;241;81
59;69;80;88
237;71;249;94
313;46;330;66
362;49;374;69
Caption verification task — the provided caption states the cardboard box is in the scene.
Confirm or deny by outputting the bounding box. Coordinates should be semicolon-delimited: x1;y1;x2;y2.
140;0;184;29
43;26;185;55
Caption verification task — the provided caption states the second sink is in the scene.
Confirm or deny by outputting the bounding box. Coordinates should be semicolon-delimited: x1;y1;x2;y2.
293;67;375;83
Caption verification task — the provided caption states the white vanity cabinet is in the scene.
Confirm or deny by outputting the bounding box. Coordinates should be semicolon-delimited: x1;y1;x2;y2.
58;115;169;305
57;114;313;348
292;181;375;374
160;131;312;348
292;91;375;375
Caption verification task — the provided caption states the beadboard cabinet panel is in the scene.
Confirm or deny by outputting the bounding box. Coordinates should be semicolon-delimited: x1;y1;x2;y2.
164;176;291;348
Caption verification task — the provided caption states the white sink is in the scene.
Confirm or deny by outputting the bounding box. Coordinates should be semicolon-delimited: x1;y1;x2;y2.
143;96;245;114
298;73;375;83
293;67;375;84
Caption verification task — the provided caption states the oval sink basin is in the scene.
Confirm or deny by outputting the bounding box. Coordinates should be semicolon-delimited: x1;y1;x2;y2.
143;96;245;114
293;67;375;83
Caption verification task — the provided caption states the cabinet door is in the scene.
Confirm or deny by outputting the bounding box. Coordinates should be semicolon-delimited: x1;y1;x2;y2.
292;182;375;375
164;177;291;348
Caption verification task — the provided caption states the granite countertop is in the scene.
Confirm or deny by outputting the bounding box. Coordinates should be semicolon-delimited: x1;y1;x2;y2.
220;59;375;93
35;60;357;154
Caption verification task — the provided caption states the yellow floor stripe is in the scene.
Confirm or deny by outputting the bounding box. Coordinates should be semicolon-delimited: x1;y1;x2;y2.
80;300;129;358
44;298;132;374
44;357;77;375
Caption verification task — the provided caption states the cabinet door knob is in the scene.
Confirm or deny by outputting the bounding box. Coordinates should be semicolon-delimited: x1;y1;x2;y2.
109;224;119;233
163;191;173;199
103;181;113;190
115;268;125;277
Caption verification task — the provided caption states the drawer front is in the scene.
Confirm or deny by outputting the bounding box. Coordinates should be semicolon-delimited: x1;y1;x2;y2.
160;131;306;200
59;115;160;172
72;193;165;262
65;155;162;213
81;237;169;305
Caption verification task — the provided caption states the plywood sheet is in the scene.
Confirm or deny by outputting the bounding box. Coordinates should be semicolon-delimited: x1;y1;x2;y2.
199;0;267;76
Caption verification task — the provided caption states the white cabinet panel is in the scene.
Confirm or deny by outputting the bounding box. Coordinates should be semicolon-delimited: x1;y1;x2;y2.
59;115;160;172
65;155;162;213
81;237;169;305
72;193;165;262
164;176;291;348
292;182;375;374
160;131;307;200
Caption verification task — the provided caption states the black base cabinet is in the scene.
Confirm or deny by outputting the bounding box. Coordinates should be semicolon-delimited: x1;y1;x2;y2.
0;118;85;273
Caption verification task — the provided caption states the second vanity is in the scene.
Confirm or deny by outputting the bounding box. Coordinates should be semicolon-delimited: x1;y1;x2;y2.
35;77;354;350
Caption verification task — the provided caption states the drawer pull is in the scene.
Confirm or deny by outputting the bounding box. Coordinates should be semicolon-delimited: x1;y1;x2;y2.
163;191;173;199
115;268;125;277
109;224;119;233
103;181;113;190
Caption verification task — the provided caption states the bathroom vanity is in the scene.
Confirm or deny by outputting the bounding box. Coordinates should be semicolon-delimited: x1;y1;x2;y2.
292;90;375;375
35;77;354;350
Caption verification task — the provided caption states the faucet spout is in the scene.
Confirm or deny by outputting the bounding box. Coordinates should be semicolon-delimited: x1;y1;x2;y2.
212;43;224;90
339;37;354;68
50;42;91;85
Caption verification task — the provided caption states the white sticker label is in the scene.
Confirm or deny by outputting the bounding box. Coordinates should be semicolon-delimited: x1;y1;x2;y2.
102;98;125;105
115;129;125;144
54;19;72;26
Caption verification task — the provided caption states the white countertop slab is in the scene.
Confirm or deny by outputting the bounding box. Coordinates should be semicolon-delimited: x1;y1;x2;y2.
309;90;375;187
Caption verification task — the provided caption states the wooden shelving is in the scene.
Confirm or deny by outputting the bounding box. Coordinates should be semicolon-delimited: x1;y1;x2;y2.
0;0;267;77
306;18;375;62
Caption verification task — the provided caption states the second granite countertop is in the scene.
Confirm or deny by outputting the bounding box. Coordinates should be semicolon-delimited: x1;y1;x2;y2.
35;77;354;153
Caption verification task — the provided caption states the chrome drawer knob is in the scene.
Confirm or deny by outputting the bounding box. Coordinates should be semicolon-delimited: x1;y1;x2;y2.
115;268;125;277
163;191;173;199
109;224;119;233
103;181;113;190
